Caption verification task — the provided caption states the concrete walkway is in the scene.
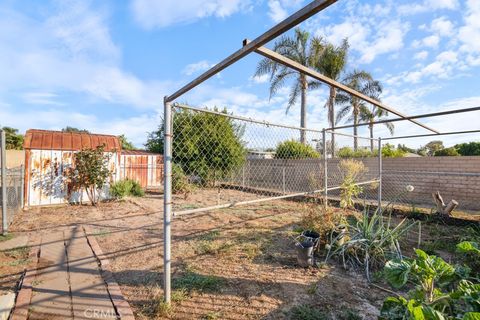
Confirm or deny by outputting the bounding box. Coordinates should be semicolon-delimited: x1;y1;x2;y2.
27;227;118;320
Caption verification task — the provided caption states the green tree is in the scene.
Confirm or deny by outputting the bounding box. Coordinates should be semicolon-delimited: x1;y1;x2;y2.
335;70;384;151
423;140;444;156
1;127;24;150
67;145;111;206
434;147;460;156
119;134;135;150
146;107;245;185
314;39;349;156
62;126;90;133
254;28;324;144
455;142;480;156
275;140;320;159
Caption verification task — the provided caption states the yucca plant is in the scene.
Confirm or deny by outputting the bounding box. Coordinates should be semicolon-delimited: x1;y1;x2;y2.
325;208;416;281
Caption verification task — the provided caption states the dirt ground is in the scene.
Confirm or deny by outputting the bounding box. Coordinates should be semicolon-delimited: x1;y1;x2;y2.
8;189;479;319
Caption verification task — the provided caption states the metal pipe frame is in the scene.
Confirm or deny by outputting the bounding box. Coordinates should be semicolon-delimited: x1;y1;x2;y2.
163;98;172;303
246;41;439;135
162;0;340;304
378;138;382;213
382;129;480;141
327;106;480;131
1;130;7;234
326;129;377;140
175;103;324;133
166;0;338;102
322;129;328;210
174;179;380;217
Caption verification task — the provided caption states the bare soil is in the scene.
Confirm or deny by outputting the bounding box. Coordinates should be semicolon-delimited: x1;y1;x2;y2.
8;189;478;319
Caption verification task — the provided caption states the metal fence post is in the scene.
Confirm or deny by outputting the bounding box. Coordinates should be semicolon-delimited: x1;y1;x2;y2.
20;164;25;209
322;129;328;209
1;130;7;235
163;97;173;304
282;167;286;194
378;137;382;213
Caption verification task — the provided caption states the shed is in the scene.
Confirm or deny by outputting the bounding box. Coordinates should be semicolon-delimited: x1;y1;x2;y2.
120;150;163;189
23;129;122;206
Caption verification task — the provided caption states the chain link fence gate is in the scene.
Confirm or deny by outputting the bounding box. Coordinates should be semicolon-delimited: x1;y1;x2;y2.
169;104;327;216
1;130;25;234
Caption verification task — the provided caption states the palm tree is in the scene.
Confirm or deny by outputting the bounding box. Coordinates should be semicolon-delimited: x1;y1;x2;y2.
360;105;394;152
335;70;383;150
314;39;349;157
254;28;324;144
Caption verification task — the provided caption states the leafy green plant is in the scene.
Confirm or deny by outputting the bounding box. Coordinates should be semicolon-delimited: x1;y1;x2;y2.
110;179;144;198
275;140;320;159
66;145;111;205
457;241;480;279
326;208;415;281
381;249;480;320
338;159;367;208
146;107;246;186
172;163;192;195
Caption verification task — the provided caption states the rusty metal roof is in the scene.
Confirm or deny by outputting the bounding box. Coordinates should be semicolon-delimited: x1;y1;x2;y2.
121;150;162;156
23;129;121;152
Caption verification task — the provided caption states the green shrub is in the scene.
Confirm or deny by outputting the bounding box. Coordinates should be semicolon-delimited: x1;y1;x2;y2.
146;107;246;185
455;142;480;156
275;140;320;159
434;147;460;156
110;179;144;198
338;159;367;209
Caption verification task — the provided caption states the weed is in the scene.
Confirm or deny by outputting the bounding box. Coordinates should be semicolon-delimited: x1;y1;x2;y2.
1;258;30;267
4;246;29;259
306;283;317;295
289;305;327;320
173;270;223;293
0;233;14;242
110;179;144;198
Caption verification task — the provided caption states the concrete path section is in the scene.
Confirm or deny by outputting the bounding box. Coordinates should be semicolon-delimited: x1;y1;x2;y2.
27;228;118;320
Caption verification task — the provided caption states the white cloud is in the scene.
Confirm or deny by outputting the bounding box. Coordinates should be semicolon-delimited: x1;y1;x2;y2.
458;0;480;54
250;74;269;84
398;0;459;15
22;92;63;105
414;51;429;60
131;0;251;29
182;60;215;76
414;35;440;48
0;1;172;109
267;0;304;23
430;16;455;37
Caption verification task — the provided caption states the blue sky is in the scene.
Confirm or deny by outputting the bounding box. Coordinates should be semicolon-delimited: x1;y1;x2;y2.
1;0;479;148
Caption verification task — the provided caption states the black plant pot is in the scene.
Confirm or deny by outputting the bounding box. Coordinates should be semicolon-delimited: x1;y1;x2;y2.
296;240;315;267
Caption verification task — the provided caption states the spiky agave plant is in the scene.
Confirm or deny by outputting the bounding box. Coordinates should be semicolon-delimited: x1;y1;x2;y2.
325;207;416;281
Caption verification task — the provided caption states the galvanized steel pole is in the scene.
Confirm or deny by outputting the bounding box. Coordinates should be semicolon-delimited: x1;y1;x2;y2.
20;165;24;209
378;138;382;214
322;129;328;210
1;130;7;234
163;98;173;303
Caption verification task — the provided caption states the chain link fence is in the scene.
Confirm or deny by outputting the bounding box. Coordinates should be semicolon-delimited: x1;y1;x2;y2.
1;129;25;233
0;166;24;230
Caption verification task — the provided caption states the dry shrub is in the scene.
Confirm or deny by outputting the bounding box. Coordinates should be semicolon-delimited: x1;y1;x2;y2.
338;159;368;209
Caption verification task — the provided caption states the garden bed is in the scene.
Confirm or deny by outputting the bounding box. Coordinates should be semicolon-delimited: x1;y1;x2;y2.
8;189;479;319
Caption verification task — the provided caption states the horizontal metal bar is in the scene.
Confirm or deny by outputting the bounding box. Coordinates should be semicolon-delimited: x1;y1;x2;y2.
382;129;480;140
328;106;480;131
248;42;440;135
174;103;324;133
325;130;378;141
166;0;338;102
173;179;379;216
383;170;480;177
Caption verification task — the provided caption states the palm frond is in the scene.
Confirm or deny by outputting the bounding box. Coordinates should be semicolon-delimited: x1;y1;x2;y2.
286;80;301;114
336;104;352;124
